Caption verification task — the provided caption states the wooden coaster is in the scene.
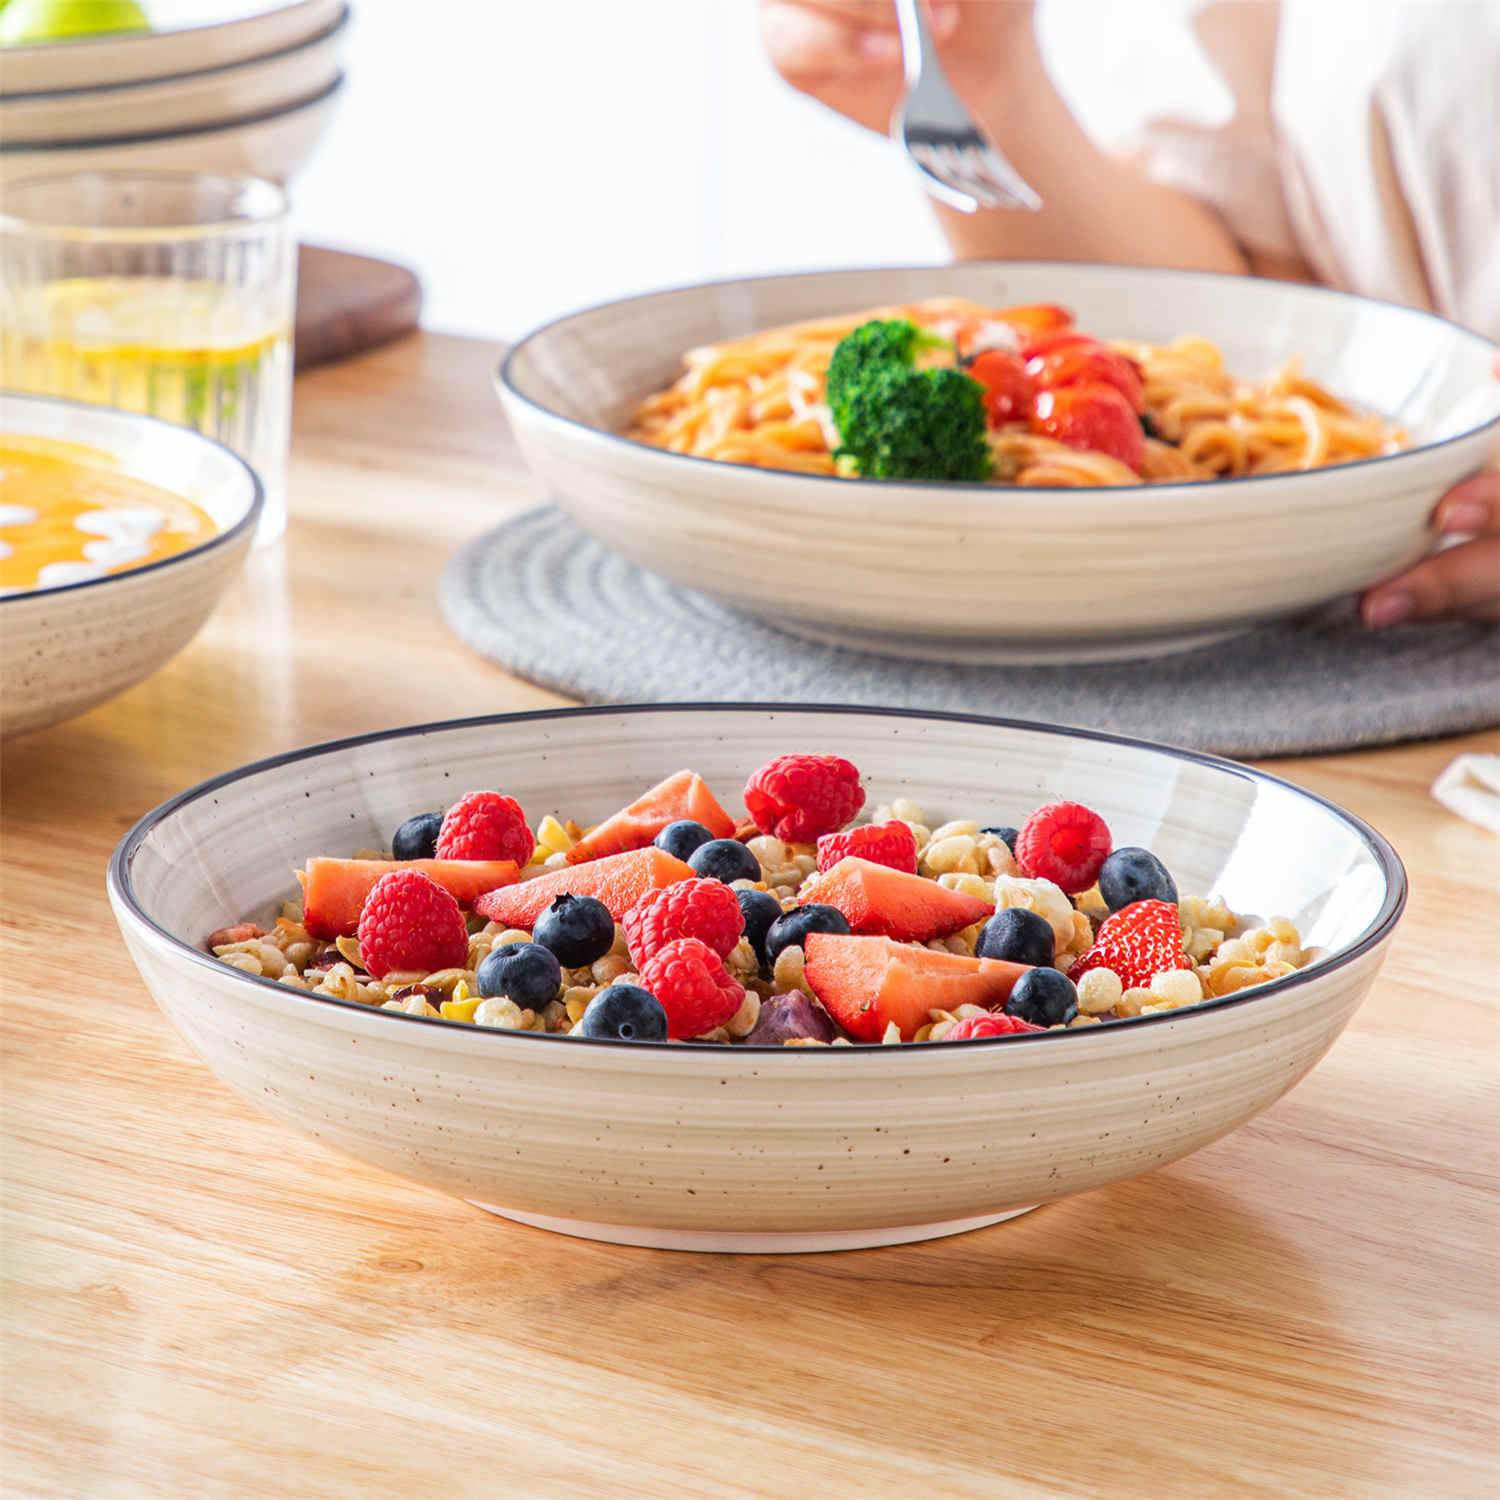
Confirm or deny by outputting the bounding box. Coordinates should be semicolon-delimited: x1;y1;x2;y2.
294;244;422;371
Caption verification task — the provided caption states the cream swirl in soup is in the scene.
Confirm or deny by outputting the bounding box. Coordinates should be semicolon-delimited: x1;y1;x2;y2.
0;436;217;596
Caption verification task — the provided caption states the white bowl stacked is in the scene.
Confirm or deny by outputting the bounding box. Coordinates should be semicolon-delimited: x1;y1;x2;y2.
0;0;348;184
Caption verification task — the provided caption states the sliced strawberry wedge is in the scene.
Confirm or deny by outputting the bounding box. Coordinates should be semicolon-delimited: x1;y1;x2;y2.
803;933;1029;1042
797;857;992;941
475;845;695;928
299;857;518;939
565;770;736;864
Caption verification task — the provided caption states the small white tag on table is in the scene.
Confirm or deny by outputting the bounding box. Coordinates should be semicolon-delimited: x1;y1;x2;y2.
1431;754;1500;834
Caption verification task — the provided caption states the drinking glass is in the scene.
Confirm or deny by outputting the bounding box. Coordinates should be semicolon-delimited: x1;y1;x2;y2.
0;171;295;546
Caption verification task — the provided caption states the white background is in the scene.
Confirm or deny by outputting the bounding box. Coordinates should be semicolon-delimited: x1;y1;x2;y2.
288;0;1222;340
291;1;948;340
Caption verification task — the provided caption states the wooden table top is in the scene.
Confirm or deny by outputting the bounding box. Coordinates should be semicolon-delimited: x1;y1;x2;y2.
4;331;1497;1499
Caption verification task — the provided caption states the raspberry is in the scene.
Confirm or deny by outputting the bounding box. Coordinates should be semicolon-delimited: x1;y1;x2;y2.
623;878;745;964
356;869;470;980
1069;899;1187;991
435;790;534;866
636;937;745;1040
945;1012;1045;1040
1015;801;1111;893
816;820;918;875
744;754;864;843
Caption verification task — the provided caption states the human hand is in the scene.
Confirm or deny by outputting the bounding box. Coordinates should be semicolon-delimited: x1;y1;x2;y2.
1361;354;1500;627
760;1;1031;135
1361;469;1500;626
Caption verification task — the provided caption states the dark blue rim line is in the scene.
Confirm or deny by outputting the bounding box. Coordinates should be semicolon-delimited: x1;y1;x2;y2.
108;703;1408;1056
4;73;344;153
0;390;264;604
2;6;348;101
496;260;1500;495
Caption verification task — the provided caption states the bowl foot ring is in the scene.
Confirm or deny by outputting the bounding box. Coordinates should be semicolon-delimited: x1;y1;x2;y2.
466;1201;1038;1252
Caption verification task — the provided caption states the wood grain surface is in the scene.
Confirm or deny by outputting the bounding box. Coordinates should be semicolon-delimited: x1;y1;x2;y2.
2;331;1497;1500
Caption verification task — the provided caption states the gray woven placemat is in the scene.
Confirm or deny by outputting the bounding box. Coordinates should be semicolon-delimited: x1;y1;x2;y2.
441;505;1500;758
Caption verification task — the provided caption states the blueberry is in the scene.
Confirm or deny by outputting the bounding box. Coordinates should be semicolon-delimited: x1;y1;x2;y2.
475;941;562;1009
1097;847;1178;911
765;903;851;966
981;826;1021;854
654;820;716;860
1004;967;1078;1028
577;984;668;1042
688;838;761;885
392;811;443;861
532;893;616;968
737;888;784;970
975;907;1055;968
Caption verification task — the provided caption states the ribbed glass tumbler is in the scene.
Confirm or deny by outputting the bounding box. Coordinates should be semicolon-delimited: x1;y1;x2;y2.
1;171;295;545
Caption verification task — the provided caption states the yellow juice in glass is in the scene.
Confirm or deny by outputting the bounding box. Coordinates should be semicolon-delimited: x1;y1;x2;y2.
1;277;291;533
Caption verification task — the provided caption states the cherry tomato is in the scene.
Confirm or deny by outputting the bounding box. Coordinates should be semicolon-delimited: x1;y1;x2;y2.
1014;331;1094;364
1025;342;1145;413
968;350;1036;425
1031;383;1146;472
992;302;1074;338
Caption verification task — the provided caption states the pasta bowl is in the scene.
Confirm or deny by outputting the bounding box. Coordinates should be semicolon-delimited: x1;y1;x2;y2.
497;264;1500;662
109;704;1404;1252
1;393;262;738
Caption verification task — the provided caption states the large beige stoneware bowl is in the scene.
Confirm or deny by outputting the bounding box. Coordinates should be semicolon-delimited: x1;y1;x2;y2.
109;706;1405;1252
498;264;1500;662
1;394;261;738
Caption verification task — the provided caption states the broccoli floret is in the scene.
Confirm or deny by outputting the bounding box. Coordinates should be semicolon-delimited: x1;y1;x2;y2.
825;318;946;431
824;318;991;482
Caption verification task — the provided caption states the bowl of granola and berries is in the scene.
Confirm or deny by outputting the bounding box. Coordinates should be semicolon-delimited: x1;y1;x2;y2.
109;705;1404;1252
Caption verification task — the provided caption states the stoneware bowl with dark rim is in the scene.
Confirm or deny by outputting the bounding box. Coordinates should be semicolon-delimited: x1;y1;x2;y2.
107;705;1405;1252
1;393;262;739
496;262;1500;663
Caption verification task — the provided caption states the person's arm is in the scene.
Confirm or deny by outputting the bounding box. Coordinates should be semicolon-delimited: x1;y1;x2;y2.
762;0;1249;271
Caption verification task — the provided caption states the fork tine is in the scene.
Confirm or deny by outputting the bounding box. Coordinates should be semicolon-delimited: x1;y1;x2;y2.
908;146;987;213
909;142;1027;212
891;0;1041;214
969;146;1043;212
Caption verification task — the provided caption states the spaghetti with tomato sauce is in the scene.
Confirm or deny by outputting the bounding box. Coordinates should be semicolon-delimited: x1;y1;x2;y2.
626;297;1407;485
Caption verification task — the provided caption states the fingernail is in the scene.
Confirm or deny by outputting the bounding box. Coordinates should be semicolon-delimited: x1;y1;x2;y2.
1364;590;1415;628
858;29;902;61
1439;500;1488;533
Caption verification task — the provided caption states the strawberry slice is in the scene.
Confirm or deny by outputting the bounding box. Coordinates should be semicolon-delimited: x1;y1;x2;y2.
797;857;992;941
474;846;695;928
565;770;736;864
803;933;1028;1042
1069;899;1188;990
299;858;518;940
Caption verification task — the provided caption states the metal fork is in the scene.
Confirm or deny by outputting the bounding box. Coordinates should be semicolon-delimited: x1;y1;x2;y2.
891;0;1042;213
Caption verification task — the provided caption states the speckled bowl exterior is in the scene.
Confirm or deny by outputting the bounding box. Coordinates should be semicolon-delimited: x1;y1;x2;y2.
0;0;343;94
497;264;1500;661
0;8;348;146
1;395;262;739
109;706;1405;1252
0;77;343;187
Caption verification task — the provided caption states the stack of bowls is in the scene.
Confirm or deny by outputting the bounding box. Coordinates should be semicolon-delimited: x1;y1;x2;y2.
0;0;348;185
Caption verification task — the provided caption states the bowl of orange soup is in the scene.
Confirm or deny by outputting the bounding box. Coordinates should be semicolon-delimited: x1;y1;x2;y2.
1;392;261;738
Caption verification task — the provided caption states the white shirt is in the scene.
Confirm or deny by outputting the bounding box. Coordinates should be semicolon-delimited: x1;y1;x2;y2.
1039;0;1500;337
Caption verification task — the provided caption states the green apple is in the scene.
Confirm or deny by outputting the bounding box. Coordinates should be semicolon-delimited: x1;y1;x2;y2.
0;0;150;45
